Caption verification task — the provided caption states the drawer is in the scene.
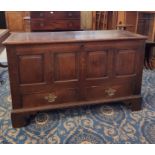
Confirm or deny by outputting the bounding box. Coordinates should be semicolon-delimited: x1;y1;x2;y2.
45;20;80;30
31;19;46;30
31;11;80;19
31;19;80;31
45;11;80;19
86;82;134;101
31;12;46;18
22;88;79;108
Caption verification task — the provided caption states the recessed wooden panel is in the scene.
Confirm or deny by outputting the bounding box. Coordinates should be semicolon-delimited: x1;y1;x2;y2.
54;52;79;81
18;55;44;84
115;50;136;76
86;51;108;78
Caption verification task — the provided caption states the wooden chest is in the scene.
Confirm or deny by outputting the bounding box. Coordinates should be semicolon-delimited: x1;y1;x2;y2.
3;30;147;128
30;11;81;31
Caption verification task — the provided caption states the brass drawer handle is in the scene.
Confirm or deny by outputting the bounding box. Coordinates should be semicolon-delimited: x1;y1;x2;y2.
44;93;57;103
50;11;54;14
105;88;116;96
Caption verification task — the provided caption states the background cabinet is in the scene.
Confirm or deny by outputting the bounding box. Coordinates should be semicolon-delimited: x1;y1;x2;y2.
30;11;81;31
4;11;93;32
5;12;25;32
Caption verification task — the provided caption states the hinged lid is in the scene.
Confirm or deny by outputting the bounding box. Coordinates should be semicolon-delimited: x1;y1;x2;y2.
3;30;147;45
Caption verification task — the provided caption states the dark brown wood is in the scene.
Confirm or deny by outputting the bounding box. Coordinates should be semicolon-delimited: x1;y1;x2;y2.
11;112;31;128
12;95;142;114
124;96;142;111
144;41;155;69
30;11;80;31
3;30;147;128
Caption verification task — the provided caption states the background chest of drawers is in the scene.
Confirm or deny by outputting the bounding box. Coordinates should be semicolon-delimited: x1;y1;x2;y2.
30;11;81;31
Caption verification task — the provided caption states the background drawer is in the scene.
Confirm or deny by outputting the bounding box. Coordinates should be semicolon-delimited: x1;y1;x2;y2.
31;19;46;30
46;20;80;30
31;12;46;18
22;88;79;108
45;11;80;19
31;20;80;30
31;11;80;19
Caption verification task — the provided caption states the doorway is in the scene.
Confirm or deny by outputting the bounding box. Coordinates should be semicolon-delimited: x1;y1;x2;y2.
0;12;7;29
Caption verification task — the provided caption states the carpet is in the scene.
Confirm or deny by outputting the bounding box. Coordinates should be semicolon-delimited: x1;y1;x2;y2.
0;68;155;144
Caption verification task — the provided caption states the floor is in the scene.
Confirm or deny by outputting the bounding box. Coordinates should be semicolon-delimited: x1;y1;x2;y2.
0;49;7;62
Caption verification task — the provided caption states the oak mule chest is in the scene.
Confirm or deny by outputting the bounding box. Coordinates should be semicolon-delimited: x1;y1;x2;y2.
3;30;147;128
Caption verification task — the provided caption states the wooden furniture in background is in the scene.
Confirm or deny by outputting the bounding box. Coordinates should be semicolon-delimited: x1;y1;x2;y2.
118;11;155;70
92;11;118;30
136;12;155;69
116;12;138;32
137;12;155;41
96;12;108;29
4;30;146;128
115;11;155;41
5;11;93;32
5;12;25;32
30;11;81;31
23;11;31;32
81;11;92;30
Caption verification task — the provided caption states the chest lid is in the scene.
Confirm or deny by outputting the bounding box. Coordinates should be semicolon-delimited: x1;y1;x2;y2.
3;30;147;45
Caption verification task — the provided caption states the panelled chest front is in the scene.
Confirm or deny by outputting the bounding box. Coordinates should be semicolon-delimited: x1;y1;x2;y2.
3;30;147;127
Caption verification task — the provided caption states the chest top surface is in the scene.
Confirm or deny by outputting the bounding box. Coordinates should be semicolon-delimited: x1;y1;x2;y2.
3;30;147;45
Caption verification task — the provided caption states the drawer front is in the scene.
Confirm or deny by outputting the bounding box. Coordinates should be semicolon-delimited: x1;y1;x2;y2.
86;81;134;101
31;20;80;30
31;19;46;30
22;88;79;108
46;20;80;30
31;12;46;18
46;11;80;19
31;11;80;19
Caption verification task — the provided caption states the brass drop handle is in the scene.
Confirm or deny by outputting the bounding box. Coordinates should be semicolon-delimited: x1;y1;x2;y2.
44;93;57;103
105;88;116;96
